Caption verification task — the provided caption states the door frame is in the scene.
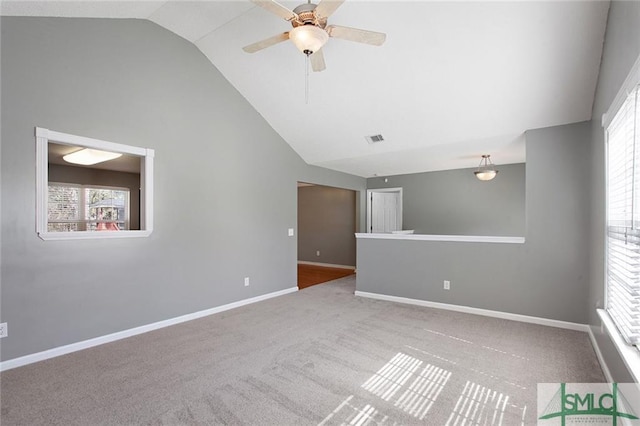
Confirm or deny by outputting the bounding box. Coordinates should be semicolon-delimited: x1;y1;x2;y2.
366;187;403;233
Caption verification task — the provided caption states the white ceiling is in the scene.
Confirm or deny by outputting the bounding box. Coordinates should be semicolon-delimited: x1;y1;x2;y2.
1;1;610;177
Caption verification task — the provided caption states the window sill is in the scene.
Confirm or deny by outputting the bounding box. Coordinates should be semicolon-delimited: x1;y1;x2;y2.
597;309;640;382
38;230;152;241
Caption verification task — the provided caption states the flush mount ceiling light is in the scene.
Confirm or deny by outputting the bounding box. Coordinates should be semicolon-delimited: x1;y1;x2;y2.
63;148;122;165
288;24;329;56
474;154;498;181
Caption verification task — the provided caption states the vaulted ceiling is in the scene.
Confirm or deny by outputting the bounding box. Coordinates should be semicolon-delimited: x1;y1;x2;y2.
1;1;610;177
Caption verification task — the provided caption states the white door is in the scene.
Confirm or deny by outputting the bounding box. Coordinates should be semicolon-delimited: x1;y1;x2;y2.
368;189;402;233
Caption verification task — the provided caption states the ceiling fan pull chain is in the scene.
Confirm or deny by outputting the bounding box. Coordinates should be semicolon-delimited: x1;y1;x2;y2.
305;54;310;104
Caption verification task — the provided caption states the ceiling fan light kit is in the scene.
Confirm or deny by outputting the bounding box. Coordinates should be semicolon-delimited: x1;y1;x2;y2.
474;155;498;181
289;25;329;55
244;0;386;72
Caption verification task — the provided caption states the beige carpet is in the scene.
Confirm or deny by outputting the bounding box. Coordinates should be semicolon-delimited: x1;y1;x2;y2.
0;276;604;425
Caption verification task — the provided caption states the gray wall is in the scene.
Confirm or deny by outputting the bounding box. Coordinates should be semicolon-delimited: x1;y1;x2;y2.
0;17;365;362
587;0;640;383
49;163;141;230
366;163;525;236
357;121;591;324
298;185;356;266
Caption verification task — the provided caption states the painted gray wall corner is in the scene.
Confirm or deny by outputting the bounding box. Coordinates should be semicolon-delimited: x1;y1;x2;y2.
357;121;591;324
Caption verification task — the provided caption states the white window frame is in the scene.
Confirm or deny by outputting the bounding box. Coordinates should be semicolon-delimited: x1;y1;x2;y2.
36;127;154;240
601;54;640;382
48;182;131;231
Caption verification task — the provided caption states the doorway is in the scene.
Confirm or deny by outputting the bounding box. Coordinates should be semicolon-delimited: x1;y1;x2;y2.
297;183;357;289
366;188;403;233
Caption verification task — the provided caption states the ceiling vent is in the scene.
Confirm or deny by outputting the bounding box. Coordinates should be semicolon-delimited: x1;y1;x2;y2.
366;134;385;144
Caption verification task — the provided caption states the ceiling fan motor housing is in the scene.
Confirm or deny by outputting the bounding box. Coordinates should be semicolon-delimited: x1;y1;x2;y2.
291;3;327;28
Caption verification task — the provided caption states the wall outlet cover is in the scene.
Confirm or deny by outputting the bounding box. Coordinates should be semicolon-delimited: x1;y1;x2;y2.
0;322;7;338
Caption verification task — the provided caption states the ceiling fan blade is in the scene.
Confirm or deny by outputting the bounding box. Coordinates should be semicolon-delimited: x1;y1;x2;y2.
251;0;298;21
242;32;289;53
327;25;386;46
310;49;326;72
314;0;345;19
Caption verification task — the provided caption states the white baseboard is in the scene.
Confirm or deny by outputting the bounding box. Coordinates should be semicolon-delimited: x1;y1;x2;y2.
354;291;590;332
298;261;355;270
587;324;614;383
0;286;298;372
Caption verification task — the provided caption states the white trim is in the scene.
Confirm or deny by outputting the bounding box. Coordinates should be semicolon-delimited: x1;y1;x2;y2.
297;261;355;270
602;53;640;129
597;309;640;382
37;230;152;241
587;325;614;383
0;286;298;372
37;127;147;157
35;127;154;240
36;130;48;235
354;291;588;332
355;233;525;244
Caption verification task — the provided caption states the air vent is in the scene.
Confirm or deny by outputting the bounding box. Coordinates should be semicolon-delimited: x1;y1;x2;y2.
366;134;385;144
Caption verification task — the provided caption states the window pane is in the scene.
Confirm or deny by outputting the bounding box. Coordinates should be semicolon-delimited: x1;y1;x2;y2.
48;184;80;221
85;187;129;231
607;85;640;345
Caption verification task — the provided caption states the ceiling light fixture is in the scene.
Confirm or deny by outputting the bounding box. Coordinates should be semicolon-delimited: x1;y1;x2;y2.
474;155;498;181
63;148;122;166
288;25;329;56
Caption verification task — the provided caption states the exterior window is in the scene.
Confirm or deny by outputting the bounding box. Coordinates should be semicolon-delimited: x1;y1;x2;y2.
606;83;640;347
48;183;130;232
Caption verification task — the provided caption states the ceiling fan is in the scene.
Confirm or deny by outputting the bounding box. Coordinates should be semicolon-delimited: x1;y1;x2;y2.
243;0;386;72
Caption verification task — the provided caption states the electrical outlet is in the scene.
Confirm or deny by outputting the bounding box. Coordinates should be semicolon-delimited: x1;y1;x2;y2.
0;322;7;338
316;250;320;257
244;277;250;287
288;228;294;237
443;280;450;290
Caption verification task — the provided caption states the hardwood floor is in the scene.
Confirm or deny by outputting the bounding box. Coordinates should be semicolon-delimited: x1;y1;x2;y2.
297;264;355;289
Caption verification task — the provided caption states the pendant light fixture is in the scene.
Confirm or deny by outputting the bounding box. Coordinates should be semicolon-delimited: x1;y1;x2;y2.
474;155;498;181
